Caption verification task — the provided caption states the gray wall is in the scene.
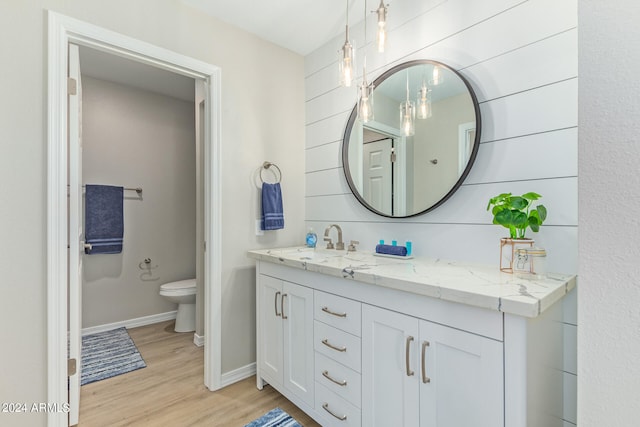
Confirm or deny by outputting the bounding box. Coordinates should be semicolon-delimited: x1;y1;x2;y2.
578;0;640;425
304;0;577;425
0;2;304;425
413;93;475;207
82;76;196;328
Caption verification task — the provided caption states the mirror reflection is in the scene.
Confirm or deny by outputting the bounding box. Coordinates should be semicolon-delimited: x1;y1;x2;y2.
343;60;481;217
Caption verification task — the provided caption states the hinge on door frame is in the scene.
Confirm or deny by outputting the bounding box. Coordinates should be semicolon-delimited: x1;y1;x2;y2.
68;77;77;95
390;147;397;163
68;358;77;376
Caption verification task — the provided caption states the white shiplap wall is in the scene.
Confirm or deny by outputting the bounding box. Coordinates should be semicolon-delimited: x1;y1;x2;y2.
304;0;577;424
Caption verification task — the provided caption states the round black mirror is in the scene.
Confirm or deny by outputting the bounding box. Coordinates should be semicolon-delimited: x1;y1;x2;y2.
342;60;481;217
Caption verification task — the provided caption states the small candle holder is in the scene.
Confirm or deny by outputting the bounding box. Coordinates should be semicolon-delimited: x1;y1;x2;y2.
500;238;534;273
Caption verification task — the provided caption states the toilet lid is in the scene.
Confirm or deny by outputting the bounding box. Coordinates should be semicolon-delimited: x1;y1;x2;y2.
160;278;196;291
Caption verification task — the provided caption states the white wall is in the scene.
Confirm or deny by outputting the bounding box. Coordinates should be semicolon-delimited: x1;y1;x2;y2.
578;0;640;425
305;0;577;424
82;76;196;328
0;1;304;425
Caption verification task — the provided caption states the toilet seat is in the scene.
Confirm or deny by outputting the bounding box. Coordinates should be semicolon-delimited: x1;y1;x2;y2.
160;279;196;296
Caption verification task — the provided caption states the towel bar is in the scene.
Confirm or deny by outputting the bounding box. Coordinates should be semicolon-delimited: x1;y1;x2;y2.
68;185;143;194
260;161;281;184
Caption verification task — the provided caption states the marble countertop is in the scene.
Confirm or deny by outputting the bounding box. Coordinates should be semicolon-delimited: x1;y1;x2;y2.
247;246;576;318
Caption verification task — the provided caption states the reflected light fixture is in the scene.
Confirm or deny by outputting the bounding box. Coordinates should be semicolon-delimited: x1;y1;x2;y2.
339;0;355;87
358;0;374;122
430;64;444;86
400;72;415;136
375;0;389;53
417;79;432;120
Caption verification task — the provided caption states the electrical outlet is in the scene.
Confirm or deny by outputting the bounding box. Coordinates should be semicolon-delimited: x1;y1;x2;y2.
255;219;264;236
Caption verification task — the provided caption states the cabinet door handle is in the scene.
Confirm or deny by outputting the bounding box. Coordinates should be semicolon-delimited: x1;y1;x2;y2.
322;370;347;386
281;293;288;320
405;336;415;377
322;338;347;352
321;306;347;318
274;291;281;317
421;340;431;384
322;403;347;421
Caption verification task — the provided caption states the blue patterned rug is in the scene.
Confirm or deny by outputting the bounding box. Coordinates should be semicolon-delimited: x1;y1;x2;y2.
244;408;302;427
81;327;146;386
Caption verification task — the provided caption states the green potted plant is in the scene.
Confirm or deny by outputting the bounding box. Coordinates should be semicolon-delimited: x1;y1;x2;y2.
486;192;547;239
486;192;547;272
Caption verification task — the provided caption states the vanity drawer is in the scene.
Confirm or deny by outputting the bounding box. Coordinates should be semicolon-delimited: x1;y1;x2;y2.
315;352;361;408
315;382;361;427
314;320;361;372
315;291;362;337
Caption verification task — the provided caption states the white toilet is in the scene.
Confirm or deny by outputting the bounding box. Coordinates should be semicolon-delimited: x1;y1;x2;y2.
159;278;196;333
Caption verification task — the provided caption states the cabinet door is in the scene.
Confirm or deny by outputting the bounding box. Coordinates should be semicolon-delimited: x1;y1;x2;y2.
362;305;420;427
282;281;315;406
419;320;503;427
259;275;283;384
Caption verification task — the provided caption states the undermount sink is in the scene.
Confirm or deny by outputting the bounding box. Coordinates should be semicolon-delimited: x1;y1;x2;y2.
277;247;345;261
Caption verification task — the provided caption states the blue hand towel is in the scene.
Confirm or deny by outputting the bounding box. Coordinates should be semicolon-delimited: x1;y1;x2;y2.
261;182;284;231
376;244;408;257
85;185;124;254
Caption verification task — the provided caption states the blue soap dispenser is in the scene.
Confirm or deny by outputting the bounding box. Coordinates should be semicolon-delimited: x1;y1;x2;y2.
305;228;317;248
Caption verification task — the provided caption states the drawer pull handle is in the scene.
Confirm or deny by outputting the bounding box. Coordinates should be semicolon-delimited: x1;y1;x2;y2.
322;370;347;386
322;403;347;421
421;340;431;384
322;338;347;352
405;336;415;377
322;306;347;318
281;294;288;320
274;291;281;317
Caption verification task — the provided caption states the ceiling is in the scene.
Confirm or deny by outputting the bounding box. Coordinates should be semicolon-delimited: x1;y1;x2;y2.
181;0;375;56
78;1;383;102
79;46;196;102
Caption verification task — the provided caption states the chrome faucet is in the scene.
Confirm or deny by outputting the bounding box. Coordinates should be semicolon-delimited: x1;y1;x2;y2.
324;224;344;250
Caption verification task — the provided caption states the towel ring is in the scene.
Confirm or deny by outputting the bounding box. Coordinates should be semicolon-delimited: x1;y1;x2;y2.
260;161;282;184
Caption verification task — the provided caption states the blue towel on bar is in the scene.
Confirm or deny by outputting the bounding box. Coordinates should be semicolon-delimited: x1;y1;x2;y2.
85;185;124;254
376;244;408;257
261;182;284;231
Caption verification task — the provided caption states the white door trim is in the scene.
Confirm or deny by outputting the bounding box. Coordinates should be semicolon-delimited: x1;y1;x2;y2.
47;11;223;427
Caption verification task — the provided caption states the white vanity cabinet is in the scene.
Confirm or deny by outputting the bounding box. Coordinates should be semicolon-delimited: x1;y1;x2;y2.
257;274;314;408
251;249;576;427
362;304;503;427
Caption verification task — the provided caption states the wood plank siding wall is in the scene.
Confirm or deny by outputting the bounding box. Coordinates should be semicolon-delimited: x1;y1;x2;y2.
303;0;577;425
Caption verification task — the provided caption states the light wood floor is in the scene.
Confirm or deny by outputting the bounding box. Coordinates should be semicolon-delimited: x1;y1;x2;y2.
79;320;320;426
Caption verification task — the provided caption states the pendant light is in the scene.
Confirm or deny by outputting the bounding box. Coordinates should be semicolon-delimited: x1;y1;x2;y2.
400;71;415;136
339;0;355;87
358;0;374;122
430;64;444;86
375;0;388;53
417;78;432;120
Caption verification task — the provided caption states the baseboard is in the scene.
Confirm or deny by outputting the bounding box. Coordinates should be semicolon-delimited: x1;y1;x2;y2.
193;333;205;347
81;311;178;336
220;362;256;388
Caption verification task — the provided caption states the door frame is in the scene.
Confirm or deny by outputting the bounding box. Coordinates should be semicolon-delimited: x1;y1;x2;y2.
47;11;222;426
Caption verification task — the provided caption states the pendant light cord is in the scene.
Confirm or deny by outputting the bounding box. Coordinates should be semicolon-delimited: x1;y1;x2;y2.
363;0;368;79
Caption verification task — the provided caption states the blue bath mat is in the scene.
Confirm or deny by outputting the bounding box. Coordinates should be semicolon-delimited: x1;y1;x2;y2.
244;407;302;427
81;327;146;386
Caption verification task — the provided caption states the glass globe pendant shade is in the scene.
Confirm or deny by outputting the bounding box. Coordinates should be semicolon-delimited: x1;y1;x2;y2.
430;65;444;86
357;80;375;122
376;0;388;53
339;32;355;87
417;83;432;119
400;100;416;136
